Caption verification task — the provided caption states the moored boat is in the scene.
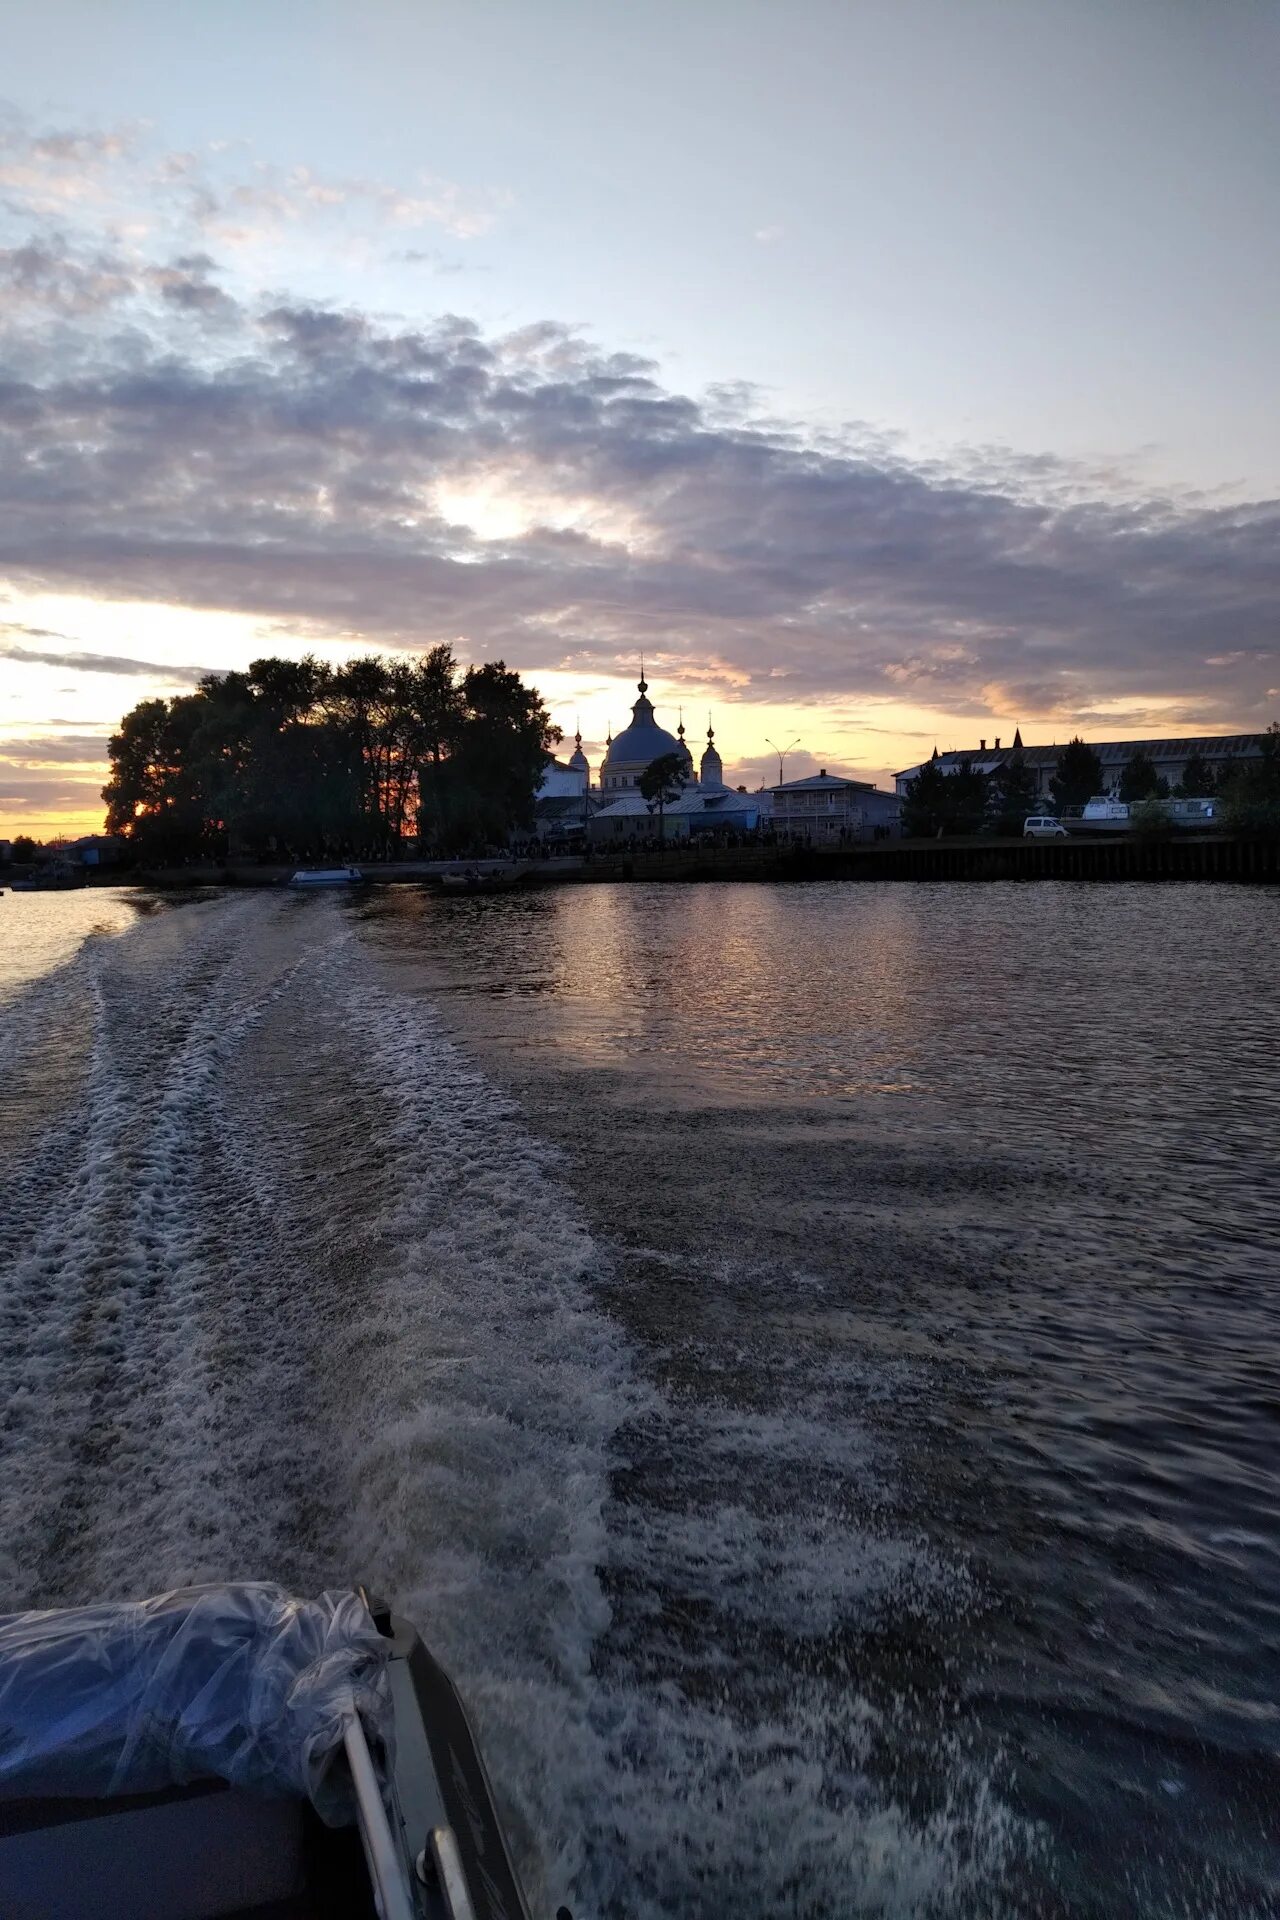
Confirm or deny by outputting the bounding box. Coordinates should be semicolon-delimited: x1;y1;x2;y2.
8;868;86;891
287;867;366;888
0;1582;535;1920
439;865;524;894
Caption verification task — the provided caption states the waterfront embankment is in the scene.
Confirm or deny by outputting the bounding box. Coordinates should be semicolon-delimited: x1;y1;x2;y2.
128;832;1280;890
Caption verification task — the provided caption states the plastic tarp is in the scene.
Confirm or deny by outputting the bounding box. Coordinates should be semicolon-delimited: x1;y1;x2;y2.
0;1583;393;1825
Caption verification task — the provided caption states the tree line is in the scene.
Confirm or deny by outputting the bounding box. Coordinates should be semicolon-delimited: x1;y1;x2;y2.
102;649;559;860
900;728;1280;838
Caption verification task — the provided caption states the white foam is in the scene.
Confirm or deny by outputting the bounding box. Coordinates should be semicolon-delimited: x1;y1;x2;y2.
0;893;1024;1916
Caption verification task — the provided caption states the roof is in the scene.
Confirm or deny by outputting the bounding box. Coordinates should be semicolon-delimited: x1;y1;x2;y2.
893;732;1270;779
601;681;683;770
592;792;655;818
665;787;772;816
534;794;594;821
771;773;877;794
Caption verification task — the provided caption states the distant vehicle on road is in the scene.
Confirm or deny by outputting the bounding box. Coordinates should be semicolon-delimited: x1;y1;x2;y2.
1024;816;1068;838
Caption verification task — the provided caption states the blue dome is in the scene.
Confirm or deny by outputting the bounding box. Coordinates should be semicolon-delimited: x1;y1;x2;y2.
602;683;683;770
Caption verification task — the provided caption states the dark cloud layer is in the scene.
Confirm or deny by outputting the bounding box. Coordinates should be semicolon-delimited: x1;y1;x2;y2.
0;116;1276;735
1;628;210;681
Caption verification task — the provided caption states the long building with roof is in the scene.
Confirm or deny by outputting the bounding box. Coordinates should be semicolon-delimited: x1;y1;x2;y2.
893;730;1271;801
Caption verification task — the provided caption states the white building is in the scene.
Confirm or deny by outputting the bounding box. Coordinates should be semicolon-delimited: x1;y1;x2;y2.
894;730;1271;802
770;771;902;842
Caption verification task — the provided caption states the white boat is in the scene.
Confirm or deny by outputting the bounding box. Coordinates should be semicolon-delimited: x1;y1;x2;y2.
287;867;366;889
1062;798;1132;834
0;1582;533;1920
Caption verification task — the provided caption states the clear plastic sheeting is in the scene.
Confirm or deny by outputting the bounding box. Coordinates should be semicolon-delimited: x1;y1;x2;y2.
0;1583;393;1825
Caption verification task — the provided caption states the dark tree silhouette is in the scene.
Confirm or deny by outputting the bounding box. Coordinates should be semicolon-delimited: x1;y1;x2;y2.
1219;721;1280;837
900;758;987;836
1118;750;1165;803
639;751;687;843
1049;738;1104;813
900;761;951;837
103;651;558;859
987;752;1040;834
1176;751;1216;797
9;835;38;863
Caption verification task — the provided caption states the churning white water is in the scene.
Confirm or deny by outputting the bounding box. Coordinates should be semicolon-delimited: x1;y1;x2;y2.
0;891;1020;1917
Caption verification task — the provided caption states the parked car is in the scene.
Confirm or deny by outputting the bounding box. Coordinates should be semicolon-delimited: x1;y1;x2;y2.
1024;816;1068;838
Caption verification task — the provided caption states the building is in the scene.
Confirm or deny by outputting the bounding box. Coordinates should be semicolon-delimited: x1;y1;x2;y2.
587;675;765;841
61;834;125;868
894;731;1270;802
770;771;902;843
541;672;896;846
596;672;691;794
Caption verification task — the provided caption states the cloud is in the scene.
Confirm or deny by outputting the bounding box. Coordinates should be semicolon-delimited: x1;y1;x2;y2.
0;105;509;261
1;631;212;681
0;731;112;763
0;123;1275;739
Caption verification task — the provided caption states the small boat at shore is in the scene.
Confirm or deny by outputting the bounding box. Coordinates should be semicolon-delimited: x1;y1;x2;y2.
9;869;86;891
287;866;366;888
440;865;524;894
0;1582;534;1920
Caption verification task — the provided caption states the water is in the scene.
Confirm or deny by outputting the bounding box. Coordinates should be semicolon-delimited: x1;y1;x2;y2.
1;881;1277;1917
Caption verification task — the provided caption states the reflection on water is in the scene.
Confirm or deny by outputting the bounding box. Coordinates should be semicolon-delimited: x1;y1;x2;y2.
0;887;168;1011
361;879;1280;1918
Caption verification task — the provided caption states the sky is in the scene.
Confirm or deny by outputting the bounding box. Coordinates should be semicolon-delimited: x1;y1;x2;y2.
1;0;1277;837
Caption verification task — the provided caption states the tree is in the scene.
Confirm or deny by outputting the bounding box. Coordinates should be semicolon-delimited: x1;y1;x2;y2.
1218;721;1280;838
10;835;37;863
639;751;687;843
1049;737;1104;813
1118;750;1163;803
102;651;558;860
1129;795;1172;839
946;757;989;835
441;660;559;850
986;751;1039;835
1176;751;1216;797
900;762;951;838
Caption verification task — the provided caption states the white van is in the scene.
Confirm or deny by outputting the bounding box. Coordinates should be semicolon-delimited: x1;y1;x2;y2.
1024;816;1068;838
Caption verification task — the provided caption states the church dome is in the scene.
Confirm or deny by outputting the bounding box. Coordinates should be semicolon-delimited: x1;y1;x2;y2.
601;675;683;777
568;726;589;777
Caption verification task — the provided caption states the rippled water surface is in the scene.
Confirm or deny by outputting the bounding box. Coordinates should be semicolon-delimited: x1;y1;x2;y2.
1;880;1277;1918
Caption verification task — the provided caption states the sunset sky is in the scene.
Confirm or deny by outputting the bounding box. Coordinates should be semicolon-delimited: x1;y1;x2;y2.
2;0;1277;838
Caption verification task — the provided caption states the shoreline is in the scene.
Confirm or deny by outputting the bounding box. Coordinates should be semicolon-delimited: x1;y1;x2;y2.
109;831;1280;888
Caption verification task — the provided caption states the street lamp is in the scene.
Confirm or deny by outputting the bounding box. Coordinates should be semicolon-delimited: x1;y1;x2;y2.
766;736;801;785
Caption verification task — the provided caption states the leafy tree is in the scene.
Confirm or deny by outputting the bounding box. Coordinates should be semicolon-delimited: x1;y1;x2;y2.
10;835;37;863
900;762;951;837
1049;737;1104;813
1218;721;1280;838
439;660;559;850
102;651;558;860
987;752;1039;835
1176;751;1216;797
946;757;989;835
900;758;988;836
1118;749;1164;803
1129;795;1172;838
639;751;687;843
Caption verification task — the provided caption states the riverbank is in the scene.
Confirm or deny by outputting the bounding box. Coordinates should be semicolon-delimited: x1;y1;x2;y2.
120;832;1279;890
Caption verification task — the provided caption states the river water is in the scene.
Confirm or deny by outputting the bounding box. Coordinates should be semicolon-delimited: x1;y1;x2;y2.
1;880;1276;1918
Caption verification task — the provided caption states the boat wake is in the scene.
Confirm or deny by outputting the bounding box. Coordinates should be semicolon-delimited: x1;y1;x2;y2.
0;894;1024;1916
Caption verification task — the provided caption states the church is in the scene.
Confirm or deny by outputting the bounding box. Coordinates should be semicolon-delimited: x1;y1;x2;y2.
535;671;771;841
